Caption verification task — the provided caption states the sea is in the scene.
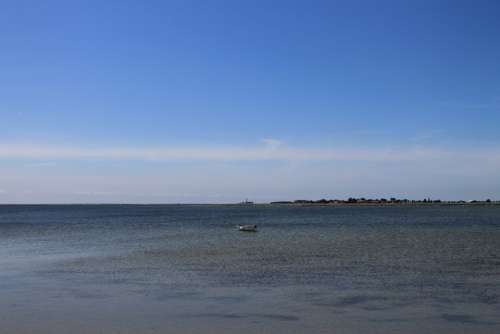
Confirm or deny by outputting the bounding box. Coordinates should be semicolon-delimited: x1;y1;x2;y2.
1;204;499;334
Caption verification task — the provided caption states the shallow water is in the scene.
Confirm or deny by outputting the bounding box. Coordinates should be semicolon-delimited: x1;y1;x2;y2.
1;204;500;333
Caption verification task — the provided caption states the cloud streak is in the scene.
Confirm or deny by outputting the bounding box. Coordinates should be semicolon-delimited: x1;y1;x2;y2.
1;142;500;203
0;143;499;164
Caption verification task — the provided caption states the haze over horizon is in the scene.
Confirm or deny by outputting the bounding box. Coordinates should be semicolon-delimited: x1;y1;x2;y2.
1;0;500;203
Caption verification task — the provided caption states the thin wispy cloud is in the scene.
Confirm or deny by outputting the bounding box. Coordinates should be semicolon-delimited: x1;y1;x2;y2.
73;191;116;197
262;138;283;149
0;142;499;163
2;142;499;203
23;161;58;168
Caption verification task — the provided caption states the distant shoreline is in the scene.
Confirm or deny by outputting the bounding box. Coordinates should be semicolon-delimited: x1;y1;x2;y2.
0;201;499;206
267;201;500;206
268;198;499;206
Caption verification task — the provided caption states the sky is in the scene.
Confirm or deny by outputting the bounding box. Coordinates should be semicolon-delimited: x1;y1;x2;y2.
1;0;500;203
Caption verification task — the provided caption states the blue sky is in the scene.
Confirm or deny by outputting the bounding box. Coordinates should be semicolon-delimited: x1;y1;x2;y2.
1;0;500;203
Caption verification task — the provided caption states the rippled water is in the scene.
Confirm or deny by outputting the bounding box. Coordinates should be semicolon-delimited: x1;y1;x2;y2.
1;204;499;333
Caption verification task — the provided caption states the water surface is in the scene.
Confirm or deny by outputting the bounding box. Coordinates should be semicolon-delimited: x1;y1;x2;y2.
1;204;499;333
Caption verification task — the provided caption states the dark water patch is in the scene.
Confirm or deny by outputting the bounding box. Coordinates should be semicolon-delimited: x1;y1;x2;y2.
309;294;394;311
150;290;203;302
187;313;244;319
206;295;248;304
330;295;388;308
65;289;112;300
186;312;299;321
369;317;418;323
361;304;395;311
441;313;498;325
251;313;300;321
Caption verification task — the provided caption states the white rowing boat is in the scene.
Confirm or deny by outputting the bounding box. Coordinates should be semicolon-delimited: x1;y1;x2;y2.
238;224;257;232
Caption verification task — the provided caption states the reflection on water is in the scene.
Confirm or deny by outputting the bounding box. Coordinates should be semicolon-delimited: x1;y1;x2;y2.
1;204;500;333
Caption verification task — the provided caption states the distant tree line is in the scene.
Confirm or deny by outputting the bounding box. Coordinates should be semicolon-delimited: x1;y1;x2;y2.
270;198;497;205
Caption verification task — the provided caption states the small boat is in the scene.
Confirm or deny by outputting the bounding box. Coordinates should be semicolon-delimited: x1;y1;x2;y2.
238;224;257;232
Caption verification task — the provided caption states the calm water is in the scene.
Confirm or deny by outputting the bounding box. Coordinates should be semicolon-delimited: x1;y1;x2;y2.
1;204;499;333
